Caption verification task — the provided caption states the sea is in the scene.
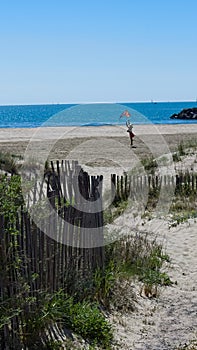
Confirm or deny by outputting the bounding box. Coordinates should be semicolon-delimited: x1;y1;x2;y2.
0;101;197;128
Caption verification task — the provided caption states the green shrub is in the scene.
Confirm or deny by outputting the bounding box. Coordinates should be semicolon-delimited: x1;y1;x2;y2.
67;301;112;348
0;175;23;218
24;292;112;349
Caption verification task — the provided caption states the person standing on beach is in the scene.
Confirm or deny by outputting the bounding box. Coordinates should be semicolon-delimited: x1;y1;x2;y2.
126;121;135;147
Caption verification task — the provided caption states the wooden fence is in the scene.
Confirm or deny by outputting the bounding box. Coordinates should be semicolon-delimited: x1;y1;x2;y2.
0;165;197;348
111;172;197;203
0;161;104;349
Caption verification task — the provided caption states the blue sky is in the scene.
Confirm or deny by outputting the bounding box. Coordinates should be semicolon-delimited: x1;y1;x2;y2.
0;0;197;105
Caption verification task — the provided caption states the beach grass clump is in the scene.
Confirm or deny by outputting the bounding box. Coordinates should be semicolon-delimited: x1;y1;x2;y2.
97;234;172;303
171;197;197;212
170;200;197;226
115;236;172;293
103;199;128;224
173;139;197;163
169;173;197;225
141;156;158;175
70;233;172;313
0;151;22;175
169;210;197;227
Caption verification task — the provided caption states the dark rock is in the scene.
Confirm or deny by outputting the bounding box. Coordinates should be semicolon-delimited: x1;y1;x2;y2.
170;107;197;119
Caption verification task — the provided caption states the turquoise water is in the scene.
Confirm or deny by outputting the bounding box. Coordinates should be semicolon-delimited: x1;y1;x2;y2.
0;101;197;128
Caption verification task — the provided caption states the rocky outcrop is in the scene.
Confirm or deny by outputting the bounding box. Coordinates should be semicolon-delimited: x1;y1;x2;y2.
170;107;197;120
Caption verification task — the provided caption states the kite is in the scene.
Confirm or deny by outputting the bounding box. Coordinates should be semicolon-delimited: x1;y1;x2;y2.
120;110;131;118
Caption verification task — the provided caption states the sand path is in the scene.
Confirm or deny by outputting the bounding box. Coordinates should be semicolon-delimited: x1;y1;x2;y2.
109;216;197;350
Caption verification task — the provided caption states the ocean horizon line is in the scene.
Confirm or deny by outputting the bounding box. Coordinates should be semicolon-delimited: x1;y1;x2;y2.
0;99;197;107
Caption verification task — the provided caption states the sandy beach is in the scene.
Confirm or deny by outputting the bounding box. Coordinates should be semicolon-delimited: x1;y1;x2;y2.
0;124;197;163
